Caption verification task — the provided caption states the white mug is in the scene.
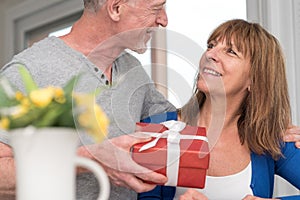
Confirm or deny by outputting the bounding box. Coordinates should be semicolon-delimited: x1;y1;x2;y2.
10;126;110;200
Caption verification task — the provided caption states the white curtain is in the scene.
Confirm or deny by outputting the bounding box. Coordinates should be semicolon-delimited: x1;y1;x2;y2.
247;0;300;196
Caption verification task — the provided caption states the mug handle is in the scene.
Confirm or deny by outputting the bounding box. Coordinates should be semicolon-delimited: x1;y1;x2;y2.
75;157;110;200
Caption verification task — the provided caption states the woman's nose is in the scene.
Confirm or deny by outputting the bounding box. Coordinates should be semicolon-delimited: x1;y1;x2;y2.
206;48;219;62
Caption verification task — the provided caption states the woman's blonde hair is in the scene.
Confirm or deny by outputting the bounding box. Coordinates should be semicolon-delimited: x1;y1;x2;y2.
181;19;291;159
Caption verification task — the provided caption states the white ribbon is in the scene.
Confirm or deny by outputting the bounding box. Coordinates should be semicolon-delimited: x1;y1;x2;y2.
138;120;208;186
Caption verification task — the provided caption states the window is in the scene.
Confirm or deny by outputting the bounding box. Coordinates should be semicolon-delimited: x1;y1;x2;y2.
48;26;72;37
26;13;80;48
3;0;83;63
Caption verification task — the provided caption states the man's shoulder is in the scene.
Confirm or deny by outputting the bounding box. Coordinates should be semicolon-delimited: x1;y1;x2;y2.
14;37;63;59
1;36;82;90
2;36;80;73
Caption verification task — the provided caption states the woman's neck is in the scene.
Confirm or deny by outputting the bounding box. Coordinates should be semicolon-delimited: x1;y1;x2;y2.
198;94;243;146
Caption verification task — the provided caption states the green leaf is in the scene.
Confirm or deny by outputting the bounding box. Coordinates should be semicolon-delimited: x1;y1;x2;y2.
32;103;65;127
56;106;75;127
0;78;19;108
63;73;83;95
8;108;43;129
18;65;38;93
0;89;14;108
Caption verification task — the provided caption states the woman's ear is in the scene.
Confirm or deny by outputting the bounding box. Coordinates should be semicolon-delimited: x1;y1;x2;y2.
106;0;124;21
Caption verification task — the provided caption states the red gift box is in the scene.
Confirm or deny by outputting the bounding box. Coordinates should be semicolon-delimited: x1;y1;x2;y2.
131;120;209;188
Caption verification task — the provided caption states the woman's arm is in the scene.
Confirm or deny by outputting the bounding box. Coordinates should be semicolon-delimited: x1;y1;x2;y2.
275;142;300;199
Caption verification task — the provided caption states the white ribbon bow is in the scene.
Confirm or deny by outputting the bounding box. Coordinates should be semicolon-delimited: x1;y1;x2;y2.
138;120;208;186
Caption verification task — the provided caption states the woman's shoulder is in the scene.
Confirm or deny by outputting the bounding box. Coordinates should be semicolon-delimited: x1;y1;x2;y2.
141;111;178;123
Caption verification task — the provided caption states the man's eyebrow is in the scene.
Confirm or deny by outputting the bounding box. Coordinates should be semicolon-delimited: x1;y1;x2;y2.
154;0;166;7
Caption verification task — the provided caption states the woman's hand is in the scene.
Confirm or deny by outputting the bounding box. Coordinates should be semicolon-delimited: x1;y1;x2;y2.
284;125;300;148
179;189;208;200
242;194;278;200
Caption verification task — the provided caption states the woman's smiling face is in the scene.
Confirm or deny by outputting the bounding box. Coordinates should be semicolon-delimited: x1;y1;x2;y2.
197;38;251;98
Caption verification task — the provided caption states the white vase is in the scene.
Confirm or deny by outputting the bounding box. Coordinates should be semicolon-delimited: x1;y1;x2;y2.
9;126;110;200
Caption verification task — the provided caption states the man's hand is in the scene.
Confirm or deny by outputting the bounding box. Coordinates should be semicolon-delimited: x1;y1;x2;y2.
0;142;16;199
284;125;300;148
77;133;167;193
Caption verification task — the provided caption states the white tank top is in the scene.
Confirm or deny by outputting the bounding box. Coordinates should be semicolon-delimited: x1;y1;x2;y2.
174;162;253;200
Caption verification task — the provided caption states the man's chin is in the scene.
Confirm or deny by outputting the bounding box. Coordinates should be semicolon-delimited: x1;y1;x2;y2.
132;47;147;54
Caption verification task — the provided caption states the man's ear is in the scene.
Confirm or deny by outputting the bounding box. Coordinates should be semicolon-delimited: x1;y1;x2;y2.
106;0;124;21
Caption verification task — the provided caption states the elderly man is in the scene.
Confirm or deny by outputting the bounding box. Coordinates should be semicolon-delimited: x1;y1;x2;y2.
0;0;175;199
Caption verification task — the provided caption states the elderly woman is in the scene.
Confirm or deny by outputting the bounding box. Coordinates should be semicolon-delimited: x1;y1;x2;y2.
139;19;300;200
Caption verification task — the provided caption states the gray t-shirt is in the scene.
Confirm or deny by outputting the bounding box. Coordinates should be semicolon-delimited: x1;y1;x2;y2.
0;37;176;200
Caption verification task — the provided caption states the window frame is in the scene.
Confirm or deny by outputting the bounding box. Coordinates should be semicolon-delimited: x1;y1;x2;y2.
4;0;83;63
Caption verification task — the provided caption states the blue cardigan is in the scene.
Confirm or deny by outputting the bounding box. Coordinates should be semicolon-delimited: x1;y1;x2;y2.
138;112;300;200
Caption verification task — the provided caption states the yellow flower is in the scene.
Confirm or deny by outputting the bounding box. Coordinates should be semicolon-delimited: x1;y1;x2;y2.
0;66;110;141
21;98;30;107
0;117;10;130
11;105;29;119
74;93;109;142
94;105;109;134
53;88;66;104
29;87;55;107
15;91;24;101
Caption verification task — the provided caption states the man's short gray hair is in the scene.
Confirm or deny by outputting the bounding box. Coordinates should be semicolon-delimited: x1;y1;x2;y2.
83;0;107;11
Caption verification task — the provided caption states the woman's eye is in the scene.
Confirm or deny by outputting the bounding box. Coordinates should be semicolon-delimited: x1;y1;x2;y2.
207;43;214;49
227;48;237;55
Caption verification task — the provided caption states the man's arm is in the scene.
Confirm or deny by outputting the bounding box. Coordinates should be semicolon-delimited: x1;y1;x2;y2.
0;142;16;199
141;82;176;121
77;133;168;193
284;125;300;148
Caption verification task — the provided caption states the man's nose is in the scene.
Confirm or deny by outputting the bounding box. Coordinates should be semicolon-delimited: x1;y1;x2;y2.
156;9;168;27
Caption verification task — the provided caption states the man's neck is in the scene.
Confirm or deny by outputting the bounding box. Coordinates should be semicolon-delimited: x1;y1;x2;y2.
59;16;125;79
